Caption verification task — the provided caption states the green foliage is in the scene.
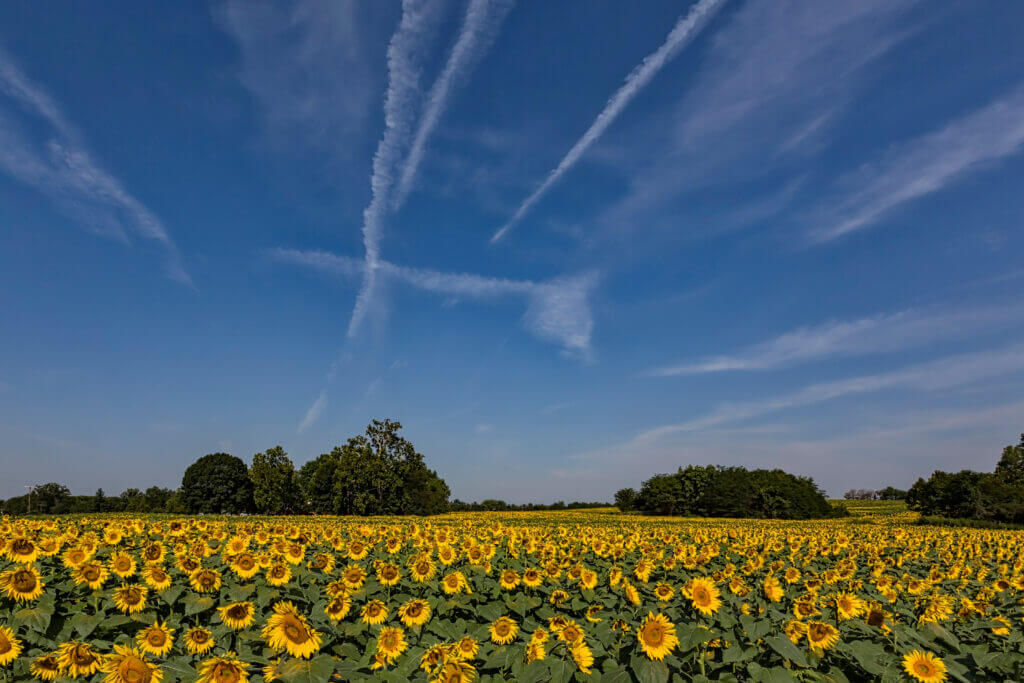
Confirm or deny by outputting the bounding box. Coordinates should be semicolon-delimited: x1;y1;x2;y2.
634;465;839;519
250;445;305;514
614;487;637;512
995;433;1024;486
180;452;256;514
907;469;1024;523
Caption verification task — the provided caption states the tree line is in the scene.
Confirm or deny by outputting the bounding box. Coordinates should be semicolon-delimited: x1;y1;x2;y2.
614;465;844;519
1;420;450;517
906;433;1024;523
842;486;907;501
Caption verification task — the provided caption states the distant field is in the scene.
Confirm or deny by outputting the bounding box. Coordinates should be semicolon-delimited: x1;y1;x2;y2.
2;508;1021;682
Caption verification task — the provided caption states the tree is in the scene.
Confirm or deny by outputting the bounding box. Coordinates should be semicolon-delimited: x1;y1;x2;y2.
33;483;71;514
180;453;255;514
250;446;305;514
120;488;147;512
996;433;1024;486
299;450;341;514
143;486;174;511
876;486;907;500
93;488;107;513
614;488;637;512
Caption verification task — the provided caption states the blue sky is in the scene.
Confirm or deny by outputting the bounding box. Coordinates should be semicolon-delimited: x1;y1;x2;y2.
2;0;1024;502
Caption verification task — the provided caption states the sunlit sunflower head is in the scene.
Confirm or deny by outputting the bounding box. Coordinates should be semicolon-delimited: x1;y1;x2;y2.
0;565;45;602
113;583;149;614
499;569;520;590
189;569;222;594
74;562;109;591
549;589;570;605
136;621;175;657
557;621;584;644
0;626;23;667
806;621;840;654
430;660;476;683
410;559;436;582
110;552;137;579
325;594;352;622
783;619;807;645
834;592;867;620
7;537;39;564
266;563;291;587
570;640;594;675
420;644;449;673
637;612;679;661
375;626;408;665
399;599;431;628
142;542;165;564
219;602;256;631
361;600;388;626
62;547;91;569
689;578;722;616
454;635;479;660
441;572;467;595
185;627;215;655
30;653;60;681
377;562;401;586
902;650;947;683
654;582;674;602
489;616;518;645
230;553;260;580
262;603;323;659
623;580;641;606
197;653;249;683
585;604;604;623
140;565;172;592
101;645;162;683
56;641;103;678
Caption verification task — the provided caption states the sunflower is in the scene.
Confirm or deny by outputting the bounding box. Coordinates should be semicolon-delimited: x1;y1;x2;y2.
113;583;149;614
410;558;437;582
377;563;401;586
399;599;431;628
74;562;109;591
499;569;520;590
549;589;570;605
990;616;1011;636
307;553;334;574
101;645;162;683
637;612;679;661
0;565;45;602
783;619;807;645
136;621;175;657
623;580;641;606
184;627;215;655
570;641;594;675
585;604;604;623
361;600;388;625
654;582;674;602
376;626;408;665
763;575;785;602
56;641;103;678
189;569;222;594
142;542;165;564
110;552;137;579
489;616;519;645
30;653;60;681
903;650;947;683
266;563;291;587
689;578;722;616
0;626;22;666
141;565;172;591
580;570;598;590
557;621;584;644
441;572;470;595
805;621;840;655
526;641;546;663
261;604;322;660
834;592;867;620
325;593;352;622
420;644;450;672
220;602;256;631
430;661;476;683
231;553;260;580
197;653;249;683
7;537;38;563
523;569;543;588
453;635;479;660
62;547;91;569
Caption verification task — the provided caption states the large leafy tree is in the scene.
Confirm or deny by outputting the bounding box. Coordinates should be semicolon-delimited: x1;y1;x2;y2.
250;446;305;514
180;453;255;514
996;433;1024;486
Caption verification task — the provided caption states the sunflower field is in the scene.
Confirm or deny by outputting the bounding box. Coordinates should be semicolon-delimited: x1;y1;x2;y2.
1;509;1023;683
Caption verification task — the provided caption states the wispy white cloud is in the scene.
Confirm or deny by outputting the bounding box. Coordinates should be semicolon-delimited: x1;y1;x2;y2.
0;48;191;286
633;344;1024;444
218;0;377;163
271;247;599;358
297;388;328;433
595;0;921;244
490;0;727;243
393;0;515;209
348;0;448;338
649;304;1024;376
810;82;1024;242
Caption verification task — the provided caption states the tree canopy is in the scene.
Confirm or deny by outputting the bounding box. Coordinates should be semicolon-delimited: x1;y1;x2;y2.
250;446;304;514
180;452;256;514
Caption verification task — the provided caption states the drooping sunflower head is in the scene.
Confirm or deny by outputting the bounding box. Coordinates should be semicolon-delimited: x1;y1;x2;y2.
101;645;162;683
431;660;476;683
637;612;679;661
185;627;215;655
30;653;61;681
56;641;103;678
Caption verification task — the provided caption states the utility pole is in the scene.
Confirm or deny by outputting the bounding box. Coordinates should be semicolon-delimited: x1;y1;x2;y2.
25;484;37;514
